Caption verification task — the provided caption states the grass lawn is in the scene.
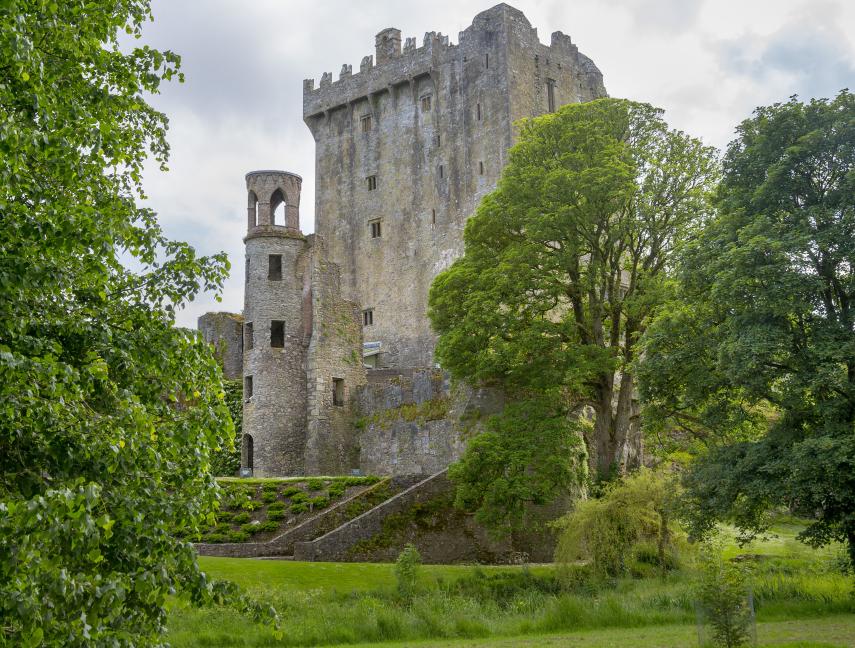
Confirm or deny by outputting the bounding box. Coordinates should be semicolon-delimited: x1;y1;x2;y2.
168;518;854;647
338;617;855;648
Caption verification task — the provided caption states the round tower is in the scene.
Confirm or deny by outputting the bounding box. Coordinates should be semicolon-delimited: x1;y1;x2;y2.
241;170;307;476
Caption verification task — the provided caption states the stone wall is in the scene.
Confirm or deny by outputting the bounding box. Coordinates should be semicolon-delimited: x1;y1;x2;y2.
197;312;243;380
304;4;606;368
354;369;503;476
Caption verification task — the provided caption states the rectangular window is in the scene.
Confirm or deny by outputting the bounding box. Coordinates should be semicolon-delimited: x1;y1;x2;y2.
485;53;489;69
547;78;556;113
245;257;250;283
245;322;254;350
431;209;436;226
421;95;432;112
360;114;372;132
479;161;484;175
245;375;253;398
268;254;282;280
439;165;444;179
367;175;377;191
362;308;374;326
477;103;481;121
369;219;382;238
332;378;345;407
433;134;441;147
270;320;284;348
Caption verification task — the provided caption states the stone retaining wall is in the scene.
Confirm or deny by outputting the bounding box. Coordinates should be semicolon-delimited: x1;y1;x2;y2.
294;470;451;561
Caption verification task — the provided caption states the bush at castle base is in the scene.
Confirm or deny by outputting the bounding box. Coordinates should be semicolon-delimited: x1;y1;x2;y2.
0;1;275;645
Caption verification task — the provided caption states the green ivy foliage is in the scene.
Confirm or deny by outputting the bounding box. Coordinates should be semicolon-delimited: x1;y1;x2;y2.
210;380;242;477
0;1;277;644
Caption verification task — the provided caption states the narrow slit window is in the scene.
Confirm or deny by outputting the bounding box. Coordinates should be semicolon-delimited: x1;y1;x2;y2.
431;209;436;225
270;320;285;348
439;165;444;179
362;308;374;326
485;53;489;69
245;375;253;398
433;134;441;147
479;161;484;175
547;78;556;113
367;175;377;191
360;114;372;132
268;254;282;280
332;378;345;407
477;103;481;121
245;257;250;283
421;95;432;112
369;219;382;238
245;322;253;350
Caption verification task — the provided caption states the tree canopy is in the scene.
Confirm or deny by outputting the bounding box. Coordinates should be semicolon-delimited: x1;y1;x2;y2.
429;98;718;511
638;90;855;562
0;1;272;644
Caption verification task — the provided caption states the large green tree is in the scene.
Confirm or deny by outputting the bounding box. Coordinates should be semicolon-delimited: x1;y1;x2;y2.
0;2;272;645
638;91;855;563
429;98;718;500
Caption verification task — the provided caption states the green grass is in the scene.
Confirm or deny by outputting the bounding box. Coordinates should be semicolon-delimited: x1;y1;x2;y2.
167;517;855;647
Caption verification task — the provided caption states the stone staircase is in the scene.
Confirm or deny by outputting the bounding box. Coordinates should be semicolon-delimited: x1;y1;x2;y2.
293;469;451;562
195;474;424;559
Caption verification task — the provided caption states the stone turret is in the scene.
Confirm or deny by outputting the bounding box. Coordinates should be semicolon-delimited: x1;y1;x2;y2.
242;170;307;476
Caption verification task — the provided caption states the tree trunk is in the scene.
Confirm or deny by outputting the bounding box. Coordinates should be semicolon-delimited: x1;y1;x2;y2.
590;371;643;479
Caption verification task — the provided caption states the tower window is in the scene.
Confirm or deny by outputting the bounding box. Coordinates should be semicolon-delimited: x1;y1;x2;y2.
477;103;481;121
243;434;253;469
485;53;489;69
270;320;285;348
332;378;345;407
245;257;250;282
369;219;382;238
360;114;372;132
362;308;374;326
268;254;282;280
431;209;436;226
479;161;484;175
433;134;441;147
244;376;253;399
547;78;556;113
421;95;432;112
367;175;377;191
245;322;253;350
439;165;444;179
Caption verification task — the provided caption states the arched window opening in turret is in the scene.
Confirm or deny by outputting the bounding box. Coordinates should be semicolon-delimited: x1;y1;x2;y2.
270;188;286;226
242;434;254;470
248;190;259;228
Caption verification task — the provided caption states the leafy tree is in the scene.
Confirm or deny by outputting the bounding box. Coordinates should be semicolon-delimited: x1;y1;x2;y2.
637;91;855;563
211;380;243;477
449;394;588;535
429;98;718;487
695;543;754;648
0;1;274;644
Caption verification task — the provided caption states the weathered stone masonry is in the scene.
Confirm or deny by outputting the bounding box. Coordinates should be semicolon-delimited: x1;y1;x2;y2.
199;4;607;477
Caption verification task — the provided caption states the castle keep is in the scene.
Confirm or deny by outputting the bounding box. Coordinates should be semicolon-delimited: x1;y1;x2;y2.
199;4;607;477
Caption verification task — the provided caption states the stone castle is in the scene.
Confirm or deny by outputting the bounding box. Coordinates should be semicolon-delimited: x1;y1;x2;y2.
199;4;607;477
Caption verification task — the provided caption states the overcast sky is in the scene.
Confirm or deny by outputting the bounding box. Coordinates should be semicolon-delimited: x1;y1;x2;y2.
137;0;855;327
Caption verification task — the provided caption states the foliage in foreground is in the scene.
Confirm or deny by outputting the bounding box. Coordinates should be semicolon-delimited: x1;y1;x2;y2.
696;543;755;648
0;1;273;645
211;380;243;476
638;90;855;564
554;468;684;579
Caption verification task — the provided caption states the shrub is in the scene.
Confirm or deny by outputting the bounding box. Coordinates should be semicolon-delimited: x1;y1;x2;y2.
306;478;325;491
232;512;250;524
282;486;302;498
267;500;286;511
227;530;250;542
328;482;347;498
394;544;422;602
257;521;279;533
309;496;330;510
290;491;309;504
554;469;682;579
261;483;279;493
216;511;234;523
262;491;279;503
203;533;229;544
267;509;286;521
290;502;309;514
443;569;562;605
241;499;263;511
695;543;755;647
